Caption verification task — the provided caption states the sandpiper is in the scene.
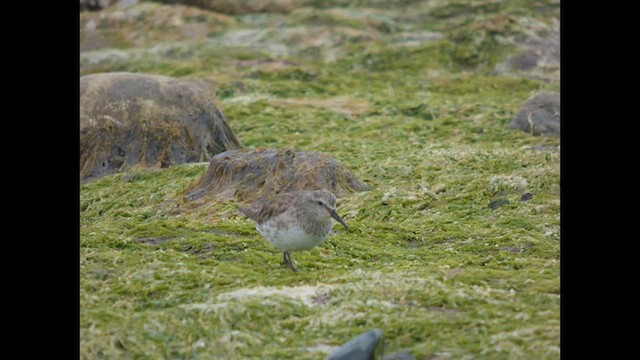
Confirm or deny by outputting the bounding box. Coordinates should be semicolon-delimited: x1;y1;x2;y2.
239;189;349;272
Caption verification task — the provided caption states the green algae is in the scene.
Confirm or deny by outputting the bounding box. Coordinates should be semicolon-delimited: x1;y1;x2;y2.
81;1;560;358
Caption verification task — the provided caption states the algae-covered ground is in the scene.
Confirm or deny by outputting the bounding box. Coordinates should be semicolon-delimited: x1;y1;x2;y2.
80;1;560;358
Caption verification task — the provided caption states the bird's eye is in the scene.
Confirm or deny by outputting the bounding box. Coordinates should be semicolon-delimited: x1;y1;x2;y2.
318;201;323;206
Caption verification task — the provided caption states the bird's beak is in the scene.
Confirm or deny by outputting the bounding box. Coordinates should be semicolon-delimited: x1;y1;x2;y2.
326;207;349;230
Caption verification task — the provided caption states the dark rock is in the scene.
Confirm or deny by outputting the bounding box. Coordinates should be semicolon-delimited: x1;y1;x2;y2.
80;0;111;11
520;193;533;202
488;198;510;210
509;92;560;137
79;0;144;11
80;72;242;181
185;148;370;204
327;329;384;360
494;18;559;83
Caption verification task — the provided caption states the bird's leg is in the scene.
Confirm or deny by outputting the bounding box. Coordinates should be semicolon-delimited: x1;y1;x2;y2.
283;251;297;272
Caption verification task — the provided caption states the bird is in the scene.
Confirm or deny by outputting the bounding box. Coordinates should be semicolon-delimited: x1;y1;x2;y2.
239;189;349;272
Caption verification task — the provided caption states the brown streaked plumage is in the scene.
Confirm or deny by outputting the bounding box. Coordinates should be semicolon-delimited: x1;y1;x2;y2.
239;190;349;272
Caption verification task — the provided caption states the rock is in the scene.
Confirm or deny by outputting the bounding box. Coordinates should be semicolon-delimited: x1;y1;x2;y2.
494;17;560;83
80;0;112;11
185;148;369;204
80;72;242;181
520;193;533;202
80;0;136;11
509;92;560;137
488;198;510;210
327;329;384;360
151;0;307;14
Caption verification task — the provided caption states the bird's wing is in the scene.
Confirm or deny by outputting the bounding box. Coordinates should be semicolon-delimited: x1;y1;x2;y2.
239;192;298;225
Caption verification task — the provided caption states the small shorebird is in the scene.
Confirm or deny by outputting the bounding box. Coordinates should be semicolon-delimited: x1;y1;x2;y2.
239;190;349;272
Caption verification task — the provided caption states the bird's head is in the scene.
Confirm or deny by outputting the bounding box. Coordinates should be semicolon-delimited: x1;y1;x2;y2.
305;190;349;230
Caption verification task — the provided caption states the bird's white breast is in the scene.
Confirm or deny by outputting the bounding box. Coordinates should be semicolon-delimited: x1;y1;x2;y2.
257;218;330;252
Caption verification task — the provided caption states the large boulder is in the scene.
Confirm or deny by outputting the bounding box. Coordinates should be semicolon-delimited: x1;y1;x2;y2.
80;72;242;181
509;91;560;137
185;148;369;204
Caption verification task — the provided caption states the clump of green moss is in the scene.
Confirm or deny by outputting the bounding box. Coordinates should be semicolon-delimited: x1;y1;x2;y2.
184;147;369;208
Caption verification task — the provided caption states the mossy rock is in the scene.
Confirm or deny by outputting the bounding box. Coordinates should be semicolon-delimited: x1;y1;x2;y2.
493;17;560;84
185;148;370;204
509;91;559;137
150;0;307;14
80;72;242;181
80;2;234;52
